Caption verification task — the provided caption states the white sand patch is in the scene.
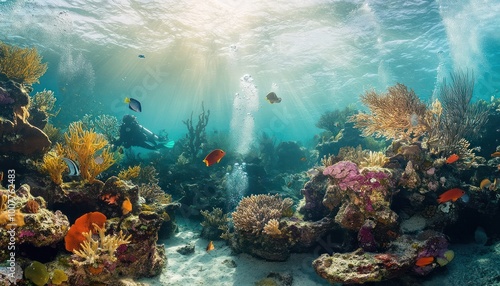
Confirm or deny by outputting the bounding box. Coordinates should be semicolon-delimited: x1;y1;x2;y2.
139;218;329;286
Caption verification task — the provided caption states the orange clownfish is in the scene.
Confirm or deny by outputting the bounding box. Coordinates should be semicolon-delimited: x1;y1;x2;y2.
437;188;465;204
206;240;215;252
445;154;459;164
203;149;226;167
416;256;434;267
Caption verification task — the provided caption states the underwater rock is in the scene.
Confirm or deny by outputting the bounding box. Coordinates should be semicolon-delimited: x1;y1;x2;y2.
230;217;337;261
298;171;330;221
313;231;452;284
0;77;50;155
0;184;70;261
275;141;307;172
176;243;195;255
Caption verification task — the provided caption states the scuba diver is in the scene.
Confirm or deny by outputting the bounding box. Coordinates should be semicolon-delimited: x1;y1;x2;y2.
114;114;172;150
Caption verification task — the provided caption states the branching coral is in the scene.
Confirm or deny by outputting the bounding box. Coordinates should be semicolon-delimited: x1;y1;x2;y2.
72;223;132;267
262;218;281;237
31;89;57;114
40;144;67;185
232;194;293;235
81;114;119;142
118;165;141;181
200;207;229;240
62;121;115;182
316;106;357;133
349;83;433;142
360;151;389;169
0;41;47;84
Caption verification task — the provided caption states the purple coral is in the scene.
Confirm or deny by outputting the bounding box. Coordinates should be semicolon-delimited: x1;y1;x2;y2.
357;219;377;252
323;161;361;191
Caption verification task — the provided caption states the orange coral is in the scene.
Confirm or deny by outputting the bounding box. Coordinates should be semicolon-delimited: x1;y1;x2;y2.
64;211;107;252
63;122;115;183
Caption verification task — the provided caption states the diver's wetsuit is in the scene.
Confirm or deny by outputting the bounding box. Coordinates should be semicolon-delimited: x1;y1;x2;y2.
114;115;162;150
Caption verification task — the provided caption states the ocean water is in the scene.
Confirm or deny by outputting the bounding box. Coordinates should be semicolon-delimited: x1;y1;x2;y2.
2;0;499;144
2;1;500;285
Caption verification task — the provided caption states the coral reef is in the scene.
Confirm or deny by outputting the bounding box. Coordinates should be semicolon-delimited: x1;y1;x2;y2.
61;121;115;182
0;41;47;85
200;207;229;240
72;223;132;269
232;194;293;235
323;161;397;231
0;184;69;261
313;231;452;284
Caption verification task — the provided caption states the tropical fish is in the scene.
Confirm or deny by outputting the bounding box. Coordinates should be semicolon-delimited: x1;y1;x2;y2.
138;54;145;58
125;97;142;112
122;197;132;215
266;92;282;104
437;188;466;203
445;154;459;164
480;179;492;189
415;256;434;267
203;149;226;166
206;240;215;252
62;158;80;176
101;193;119;205
491;152;500;157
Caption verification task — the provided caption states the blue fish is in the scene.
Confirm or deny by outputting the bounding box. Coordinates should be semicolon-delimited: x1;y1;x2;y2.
62;158;80;176
125;97;142;112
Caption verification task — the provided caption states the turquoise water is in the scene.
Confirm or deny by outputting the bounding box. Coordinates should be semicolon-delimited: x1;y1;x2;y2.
2;0;499;147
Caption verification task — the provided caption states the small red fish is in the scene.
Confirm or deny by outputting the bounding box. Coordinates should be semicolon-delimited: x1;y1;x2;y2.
445;154;459;164
203;149;226;167
437;188;465;204
416;256;434;267
206;240;215;252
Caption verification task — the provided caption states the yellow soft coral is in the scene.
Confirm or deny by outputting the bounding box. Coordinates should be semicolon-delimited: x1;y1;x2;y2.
63;122;115;182
40;144;67;185
117;165;141;181
0;41;47;84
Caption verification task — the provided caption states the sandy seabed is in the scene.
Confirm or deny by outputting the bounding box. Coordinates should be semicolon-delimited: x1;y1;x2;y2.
139;217;329;286
139;217;500;286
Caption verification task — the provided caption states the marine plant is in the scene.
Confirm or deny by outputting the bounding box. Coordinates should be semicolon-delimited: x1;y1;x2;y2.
434;71;489;154
316;106;357;133
232;194;293;235
62;121;115;182
182;102;210;161
0;41;47;84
